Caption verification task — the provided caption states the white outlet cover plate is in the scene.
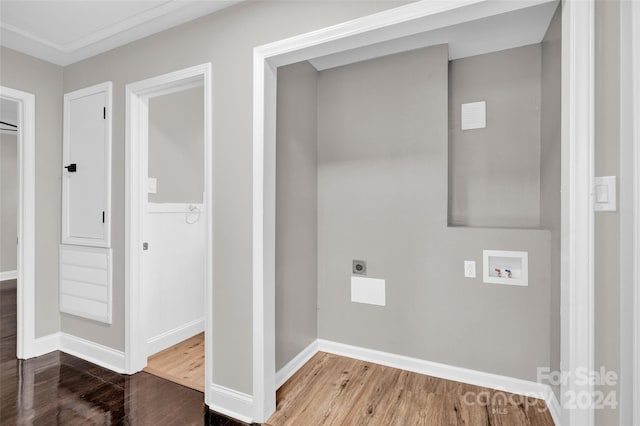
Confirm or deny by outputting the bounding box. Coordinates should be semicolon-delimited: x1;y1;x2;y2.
464;260;476;278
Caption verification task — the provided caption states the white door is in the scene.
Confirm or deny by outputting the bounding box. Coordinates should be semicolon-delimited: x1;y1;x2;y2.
62;82;112;247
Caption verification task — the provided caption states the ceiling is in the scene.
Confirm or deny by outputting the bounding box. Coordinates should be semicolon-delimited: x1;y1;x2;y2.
0;0;243;66
0;0;558;70
309;1;559;70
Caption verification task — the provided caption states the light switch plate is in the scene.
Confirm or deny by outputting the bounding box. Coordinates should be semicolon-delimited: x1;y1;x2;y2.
464;261;476;278
461;101;486;130
594;176;616;211
148;177;157;194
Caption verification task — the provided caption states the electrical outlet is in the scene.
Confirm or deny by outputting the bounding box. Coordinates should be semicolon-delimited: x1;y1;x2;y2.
464;261;476;278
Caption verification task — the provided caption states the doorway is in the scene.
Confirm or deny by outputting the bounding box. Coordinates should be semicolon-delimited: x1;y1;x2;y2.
0;86;35;360
1;97;19;363
253;0;595;424
124;64;213;399
141;83;206;392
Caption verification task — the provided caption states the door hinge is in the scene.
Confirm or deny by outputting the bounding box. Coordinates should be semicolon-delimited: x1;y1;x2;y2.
103;107;106;120
102;211;105;223
142;242;149;251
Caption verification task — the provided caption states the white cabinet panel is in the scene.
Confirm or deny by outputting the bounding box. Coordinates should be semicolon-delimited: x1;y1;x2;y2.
62;82;112;247
59;244;112;324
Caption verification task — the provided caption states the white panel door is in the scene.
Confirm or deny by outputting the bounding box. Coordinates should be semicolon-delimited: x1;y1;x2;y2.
62;82;112;247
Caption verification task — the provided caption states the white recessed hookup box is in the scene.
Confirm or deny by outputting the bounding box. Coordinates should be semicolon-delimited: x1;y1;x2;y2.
483;250;528;286
461;101;486;130
351;276;386;306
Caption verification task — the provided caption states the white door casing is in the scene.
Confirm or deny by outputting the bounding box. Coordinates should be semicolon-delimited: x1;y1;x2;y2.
125;63;213;405
0;86;36;359
252;0;594;424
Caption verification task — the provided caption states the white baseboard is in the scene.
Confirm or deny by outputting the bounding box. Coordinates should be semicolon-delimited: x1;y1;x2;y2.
540;386;562;426
276;340;319;389
208;383;253;424
0;270;17;282
147;318;204;356
59;333;126;373
318;339;549;396
31;333;61;357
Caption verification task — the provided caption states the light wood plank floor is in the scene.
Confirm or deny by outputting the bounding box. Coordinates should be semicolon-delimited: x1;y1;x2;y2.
143;333;205;392
266;352;554;426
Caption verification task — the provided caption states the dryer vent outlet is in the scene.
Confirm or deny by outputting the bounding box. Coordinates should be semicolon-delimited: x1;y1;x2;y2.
352;260;367;275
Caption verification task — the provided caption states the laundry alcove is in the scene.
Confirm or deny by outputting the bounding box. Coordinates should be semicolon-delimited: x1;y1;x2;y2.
273;0;561;405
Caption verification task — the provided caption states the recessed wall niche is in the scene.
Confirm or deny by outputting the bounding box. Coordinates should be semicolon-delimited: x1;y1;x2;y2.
448;40;560;229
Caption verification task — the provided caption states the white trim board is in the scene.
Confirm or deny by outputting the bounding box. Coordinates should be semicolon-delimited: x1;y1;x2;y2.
274;340;562;426
0;270;18;281
0;86;36;361
146;202;204;214
147;318;204;356
275;340;319;389
253;0;594;423
560;1;595;425
28;332;126;373
59;332;126;373
208;384;253;424
31;333;60;357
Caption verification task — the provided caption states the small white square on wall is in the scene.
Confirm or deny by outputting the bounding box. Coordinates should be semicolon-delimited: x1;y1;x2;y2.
148;177;157;194
461;101;486;130
351;276;385;306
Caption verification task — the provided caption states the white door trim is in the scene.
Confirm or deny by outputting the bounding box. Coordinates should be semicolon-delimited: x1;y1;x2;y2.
124;64;213;406
252;0;594;423
560;1;595;425
0;86;36;359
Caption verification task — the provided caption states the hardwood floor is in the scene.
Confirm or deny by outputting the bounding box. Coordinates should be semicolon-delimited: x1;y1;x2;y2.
267;352;555;426
0;282;245;426
2;281;555;425
144;332;205;392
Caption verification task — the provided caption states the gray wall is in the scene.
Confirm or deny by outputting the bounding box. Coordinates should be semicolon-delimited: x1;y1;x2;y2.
448;45;542;228
619;0;635;423
148;86;204;204
61;0;405;395
0;47;63;337
540;4;561;396
316;45;551;381
275;61;318;370
594;0;621;424
1;132;17;273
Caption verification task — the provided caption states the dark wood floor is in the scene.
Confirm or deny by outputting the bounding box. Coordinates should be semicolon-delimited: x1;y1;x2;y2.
0;282;246;425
